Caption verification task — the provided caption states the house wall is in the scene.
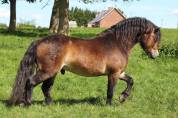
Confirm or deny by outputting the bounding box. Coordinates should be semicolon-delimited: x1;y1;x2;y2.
100;10;125;28
69;21;77;28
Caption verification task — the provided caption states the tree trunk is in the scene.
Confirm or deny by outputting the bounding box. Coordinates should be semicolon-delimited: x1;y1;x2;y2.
8;0;16;31
57;0;69;35
49;0;59;33
49;0;69;35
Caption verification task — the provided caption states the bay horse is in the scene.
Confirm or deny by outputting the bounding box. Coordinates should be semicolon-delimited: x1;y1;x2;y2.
8;17;161;106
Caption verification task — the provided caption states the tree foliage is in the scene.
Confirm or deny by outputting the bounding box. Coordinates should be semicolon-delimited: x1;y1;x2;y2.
1;0;37;4
1;0;8;3
80;0;129;4
69;7;96;27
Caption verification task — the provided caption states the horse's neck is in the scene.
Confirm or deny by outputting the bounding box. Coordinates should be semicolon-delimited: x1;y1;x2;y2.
94;31;139;56
115;34;138;55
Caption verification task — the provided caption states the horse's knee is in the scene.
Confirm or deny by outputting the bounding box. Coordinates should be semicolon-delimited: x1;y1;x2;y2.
119;73;134;85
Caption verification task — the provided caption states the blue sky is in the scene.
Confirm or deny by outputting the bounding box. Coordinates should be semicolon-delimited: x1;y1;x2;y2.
0;0;178;28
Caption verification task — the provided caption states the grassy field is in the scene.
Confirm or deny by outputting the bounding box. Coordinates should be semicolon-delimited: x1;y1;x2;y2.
0;27;178;118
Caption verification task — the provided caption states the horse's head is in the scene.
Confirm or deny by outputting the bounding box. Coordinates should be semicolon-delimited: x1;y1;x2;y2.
139;27;161;59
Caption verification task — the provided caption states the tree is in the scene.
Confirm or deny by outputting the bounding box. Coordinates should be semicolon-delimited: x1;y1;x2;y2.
1;0;16;31
1;0;37;31
49;0;59;33
49;0;130;34
49;0;69;35
69;7;96;27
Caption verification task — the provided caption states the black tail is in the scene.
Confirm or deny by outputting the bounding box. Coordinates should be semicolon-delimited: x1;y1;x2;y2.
8;41;37;105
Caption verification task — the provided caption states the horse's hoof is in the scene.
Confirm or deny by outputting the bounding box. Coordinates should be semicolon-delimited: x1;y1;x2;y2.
45;101;53;105
24;100;32;106
19;102;25;107
45;98;53;105
119;92;128;103
25;103;32;106
119;94;126;103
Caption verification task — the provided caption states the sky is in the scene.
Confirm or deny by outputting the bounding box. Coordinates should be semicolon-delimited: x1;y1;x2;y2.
0;0;178;28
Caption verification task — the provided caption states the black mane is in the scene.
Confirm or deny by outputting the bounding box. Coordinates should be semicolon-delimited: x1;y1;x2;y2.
101;17;160;41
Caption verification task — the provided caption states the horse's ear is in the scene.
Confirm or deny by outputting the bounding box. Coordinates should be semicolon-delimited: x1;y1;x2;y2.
154;27;160;33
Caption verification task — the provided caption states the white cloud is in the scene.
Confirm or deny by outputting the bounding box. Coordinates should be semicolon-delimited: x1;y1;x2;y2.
0;8;9;18
171;9;178;15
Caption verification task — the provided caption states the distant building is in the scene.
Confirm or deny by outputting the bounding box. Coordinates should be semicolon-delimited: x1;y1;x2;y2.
88;7;126;28
69;21;77;28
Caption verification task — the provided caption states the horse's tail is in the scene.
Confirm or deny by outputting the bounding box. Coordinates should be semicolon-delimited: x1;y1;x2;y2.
8;41;38;105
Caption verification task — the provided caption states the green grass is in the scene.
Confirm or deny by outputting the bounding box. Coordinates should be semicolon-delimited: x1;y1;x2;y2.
0;27;178;118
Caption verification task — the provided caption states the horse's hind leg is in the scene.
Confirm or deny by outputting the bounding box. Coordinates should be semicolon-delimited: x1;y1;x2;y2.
25;71;56;105
119;72;134;103
41;75;56;105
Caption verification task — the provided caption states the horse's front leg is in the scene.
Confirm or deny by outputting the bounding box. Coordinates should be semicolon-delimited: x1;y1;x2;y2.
119;72;134;103
106;73;119;105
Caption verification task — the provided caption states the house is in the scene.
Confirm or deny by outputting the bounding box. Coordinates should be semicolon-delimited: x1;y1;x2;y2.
69;21;77;28
88;7;126;28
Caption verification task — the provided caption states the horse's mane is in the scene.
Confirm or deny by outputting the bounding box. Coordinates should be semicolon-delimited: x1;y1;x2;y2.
100;17;160;41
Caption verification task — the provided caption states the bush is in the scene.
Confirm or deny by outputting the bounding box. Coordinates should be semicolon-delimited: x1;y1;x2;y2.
0;23;7;28
160;42;178;58
17;20;36;29
17;23;36;29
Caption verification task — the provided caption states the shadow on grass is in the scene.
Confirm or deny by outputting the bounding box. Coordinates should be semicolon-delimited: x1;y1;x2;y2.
0;100;7;105
53;97;103;105
0;100;13;107
0;97;104;107
0;28;50;37
32;97;103;106
0;28;98;38
0;28;99;40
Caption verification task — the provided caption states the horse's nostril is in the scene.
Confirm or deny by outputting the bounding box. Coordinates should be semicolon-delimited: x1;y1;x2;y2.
151;50;159;58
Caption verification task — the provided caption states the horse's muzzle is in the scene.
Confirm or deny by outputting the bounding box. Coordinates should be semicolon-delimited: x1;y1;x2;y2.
150;49;159;59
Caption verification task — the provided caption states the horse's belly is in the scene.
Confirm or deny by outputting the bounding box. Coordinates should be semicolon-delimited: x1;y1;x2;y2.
62;63;107;77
